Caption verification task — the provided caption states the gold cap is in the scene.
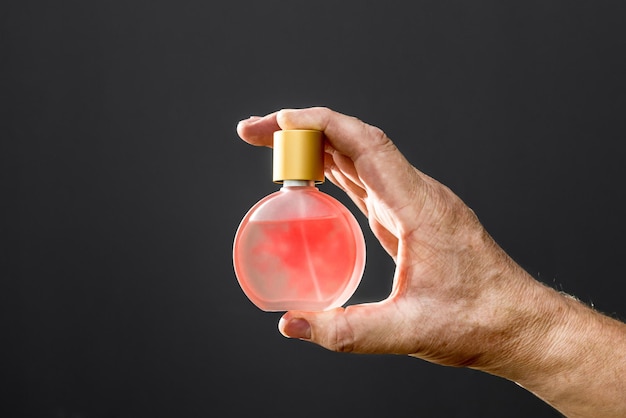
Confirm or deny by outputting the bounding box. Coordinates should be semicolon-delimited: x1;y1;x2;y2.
272;130;325;184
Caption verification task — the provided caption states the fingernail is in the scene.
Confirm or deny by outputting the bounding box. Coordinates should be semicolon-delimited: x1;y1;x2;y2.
279;317;311;340
237;116;260;126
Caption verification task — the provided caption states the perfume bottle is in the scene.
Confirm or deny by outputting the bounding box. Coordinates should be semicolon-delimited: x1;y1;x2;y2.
233;129;366;312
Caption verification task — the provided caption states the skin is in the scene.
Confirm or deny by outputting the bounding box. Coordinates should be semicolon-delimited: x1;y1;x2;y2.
236;107;626;418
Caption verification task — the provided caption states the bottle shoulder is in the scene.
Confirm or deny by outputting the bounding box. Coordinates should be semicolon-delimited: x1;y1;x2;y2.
245;187;352;222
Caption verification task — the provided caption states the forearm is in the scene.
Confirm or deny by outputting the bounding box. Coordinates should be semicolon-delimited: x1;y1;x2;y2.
483;270;626;417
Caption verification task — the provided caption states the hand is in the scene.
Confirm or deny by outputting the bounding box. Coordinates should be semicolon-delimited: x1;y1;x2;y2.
238;107;543;364
237;107;626;417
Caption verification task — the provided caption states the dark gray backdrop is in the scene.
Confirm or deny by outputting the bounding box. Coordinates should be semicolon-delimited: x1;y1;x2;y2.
3;1;625;417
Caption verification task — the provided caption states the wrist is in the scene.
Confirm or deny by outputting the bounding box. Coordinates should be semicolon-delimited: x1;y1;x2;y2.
478;271;626;417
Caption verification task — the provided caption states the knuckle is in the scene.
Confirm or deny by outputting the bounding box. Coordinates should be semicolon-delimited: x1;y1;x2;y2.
363;124;396;153
323;312;356;353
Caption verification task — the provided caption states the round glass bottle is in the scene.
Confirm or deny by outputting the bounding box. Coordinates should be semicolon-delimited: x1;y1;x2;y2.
233;129;366;312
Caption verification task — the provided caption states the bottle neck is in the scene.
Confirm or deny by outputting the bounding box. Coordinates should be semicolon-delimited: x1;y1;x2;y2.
282;180;315;188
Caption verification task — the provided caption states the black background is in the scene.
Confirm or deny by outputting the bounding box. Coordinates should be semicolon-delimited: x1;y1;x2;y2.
2;1;625;417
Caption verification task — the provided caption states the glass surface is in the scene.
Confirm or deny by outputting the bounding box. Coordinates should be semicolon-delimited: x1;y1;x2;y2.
233;185;366;311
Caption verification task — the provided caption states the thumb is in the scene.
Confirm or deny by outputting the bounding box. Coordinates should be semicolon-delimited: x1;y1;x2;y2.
278;300;410;354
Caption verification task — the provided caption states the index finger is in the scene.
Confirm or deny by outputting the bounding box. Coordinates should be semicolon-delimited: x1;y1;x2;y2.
237;107;391;161
236;112;280;147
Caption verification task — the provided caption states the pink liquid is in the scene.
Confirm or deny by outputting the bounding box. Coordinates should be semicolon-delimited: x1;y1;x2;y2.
234;215;360;311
